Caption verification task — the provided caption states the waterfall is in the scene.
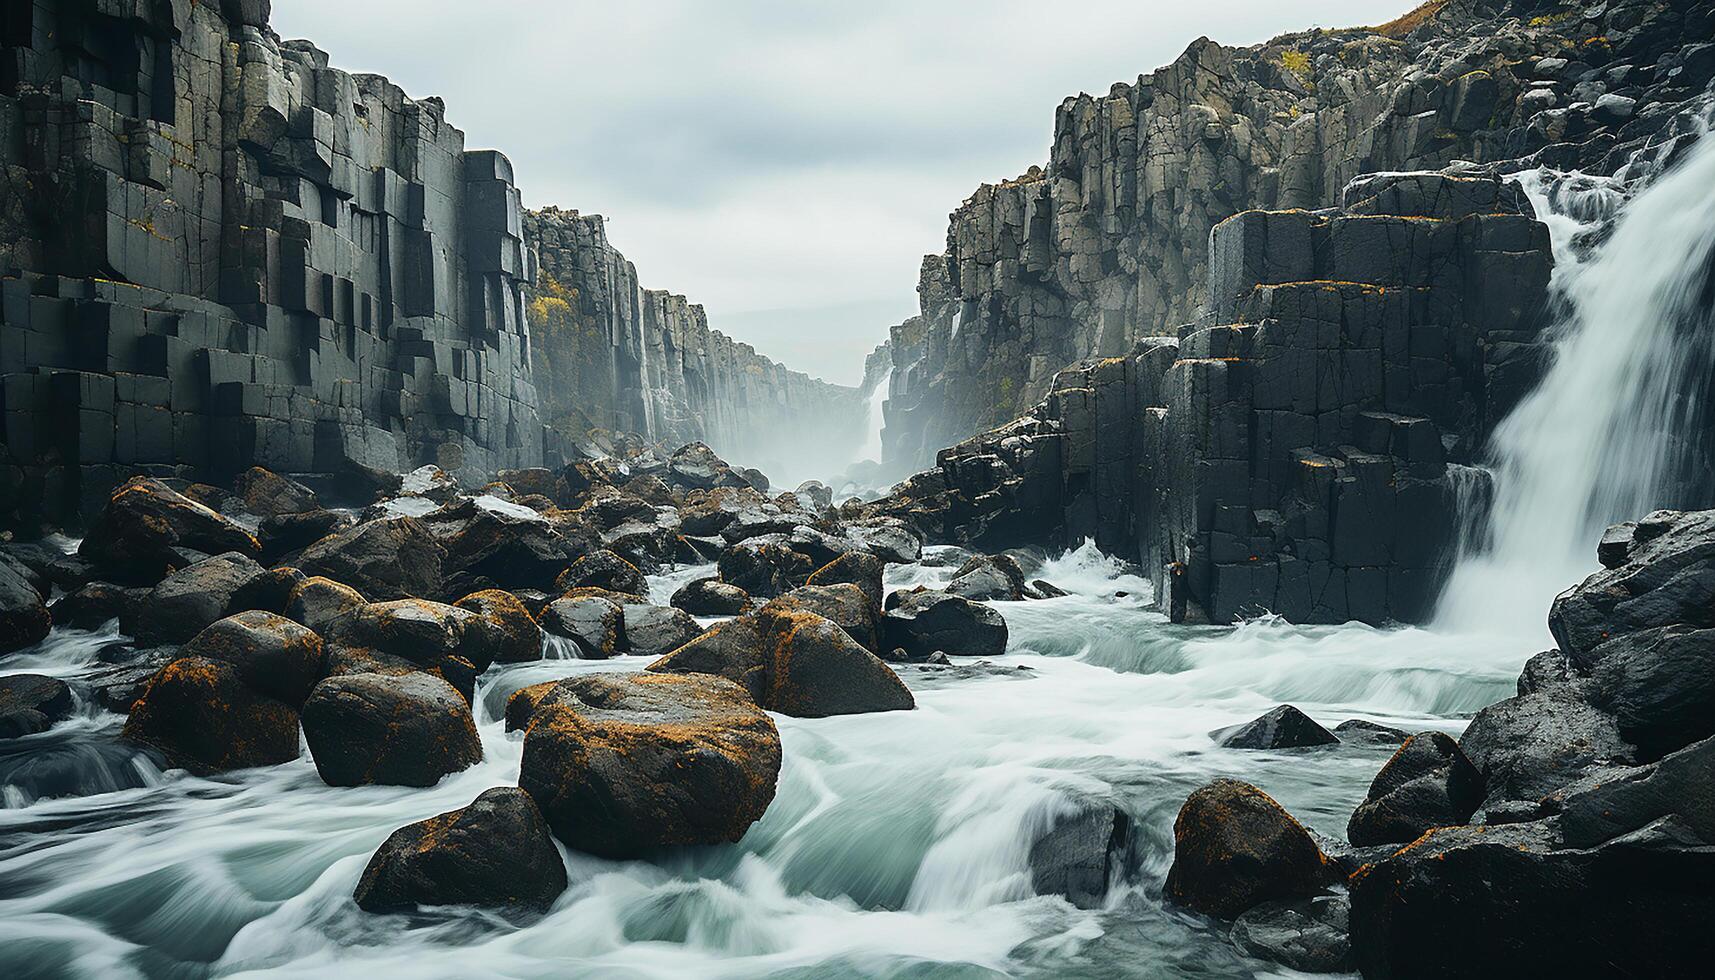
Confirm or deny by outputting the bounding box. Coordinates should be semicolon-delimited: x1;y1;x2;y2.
1436;131;1715;638
858;367;893;464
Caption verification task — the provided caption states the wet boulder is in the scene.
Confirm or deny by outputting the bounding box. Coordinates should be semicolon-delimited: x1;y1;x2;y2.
354;786;567;913
49;581;145;630
670;578;752;616
1348;820;1715;979
301;671;482;787
679;487;766;537
228;565;307;616
946;554;1027;601
556;549;647;597
718;540;817;599
232;466;319;517
1028;800;1135;909
121;657;301;774
454;590;542;665
1231;896;1352;974
515;672;781;858
881;590;1008;659
1459;686;1634;808
428;497;596;595
1215;706;1338;749
1580;625;1715;758
764;584;882;654
1347;731;1483;846
805;551;886;612
620;603;704;659
539;595;622;659
1548;510;1715;659
321;598;489;685
1164;778;1334;919
0;556;50;653
666;442;746;491
846;518;922;564
79;477;261;584
285;576;367;633
179;610;325;708
793;480;833;512
0;674;75;739
258;509;352;564
650;604;913;717
297;517;444;601
121;551;266;645
1333;719;1411;745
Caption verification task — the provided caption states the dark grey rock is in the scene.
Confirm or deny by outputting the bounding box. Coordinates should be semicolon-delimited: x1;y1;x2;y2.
354;787;566;913
1216;706;1338;750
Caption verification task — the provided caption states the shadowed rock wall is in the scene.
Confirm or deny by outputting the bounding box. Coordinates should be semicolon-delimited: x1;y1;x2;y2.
884;0;1715;472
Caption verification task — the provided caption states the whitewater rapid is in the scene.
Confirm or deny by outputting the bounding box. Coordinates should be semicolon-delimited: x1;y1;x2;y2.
0;543;1519;979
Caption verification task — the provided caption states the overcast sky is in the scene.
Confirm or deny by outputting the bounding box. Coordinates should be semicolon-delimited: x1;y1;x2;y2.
274;1;1404;385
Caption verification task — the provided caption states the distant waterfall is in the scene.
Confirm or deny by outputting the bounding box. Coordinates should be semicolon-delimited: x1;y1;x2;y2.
1437;131;1715;637
858;367;893;464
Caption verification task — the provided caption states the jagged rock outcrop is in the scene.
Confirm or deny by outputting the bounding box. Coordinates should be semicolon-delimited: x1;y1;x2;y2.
881;0;1715;474
523;207;868;482
862;170;1552;624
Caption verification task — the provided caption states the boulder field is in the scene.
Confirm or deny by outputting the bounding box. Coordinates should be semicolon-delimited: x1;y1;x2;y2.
1164;510;1715;976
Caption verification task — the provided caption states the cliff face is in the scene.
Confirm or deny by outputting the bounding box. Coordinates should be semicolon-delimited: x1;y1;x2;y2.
0;0;543;525
884;0;1715;471
524;207;867;487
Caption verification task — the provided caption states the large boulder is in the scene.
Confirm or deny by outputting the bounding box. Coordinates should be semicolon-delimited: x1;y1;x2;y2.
946;554;1027;601
121;551;266;645
670;578;752;616
650;604;914;717
845;518;922;564
121;657;301;774
0;555;50;653
1231;896;1352;974
764;584;882;655
805;551;886;611
454;590;542;665
514;672;781;858
1216;705;1339;750
229;565;307;616
1548;510;1715;660
232;467;319;517
354;787;567;913
666;442;746;491
179;610;325;708
556;550;646;598
718;540;816;599
0;674;75;739
427;497;596;595
1459;685;1634;809
49;581;145;630
620;603;704;659
79;477;260;584
1349;819;1715;979
1347;731;1482;846
319;599;488;695
284;576;366;633
539;595;623;659
298;517;445;601
301;671;482;787
1028;800;1135;909
258;509;352;564
881;590;1008;659
1164;779;1334;919
1579;625;1715;759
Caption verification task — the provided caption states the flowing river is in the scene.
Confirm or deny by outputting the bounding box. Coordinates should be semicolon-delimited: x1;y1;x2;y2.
3;115;1713;980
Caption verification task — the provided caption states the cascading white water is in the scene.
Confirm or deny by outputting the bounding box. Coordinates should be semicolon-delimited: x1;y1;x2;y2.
857;368;892;465
1437;132;1715;638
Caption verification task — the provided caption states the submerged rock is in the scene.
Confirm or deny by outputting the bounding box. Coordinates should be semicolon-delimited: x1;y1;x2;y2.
881;590;1008;659
0;674;75;739
301;671;482;787
1028;800;1135;909
515;672;781;858
1347;731;1482;847
121;657;301;774
354;787;567;913
1231;895;1352;974
1165;778;1333;919
1215;705;1338;749
1333;719;1410;745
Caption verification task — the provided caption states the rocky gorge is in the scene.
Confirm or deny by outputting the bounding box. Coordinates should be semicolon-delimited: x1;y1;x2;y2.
1;0;1714;978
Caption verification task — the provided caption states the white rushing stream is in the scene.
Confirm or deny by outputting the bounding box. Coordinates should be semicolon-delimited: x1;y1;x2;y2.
4;134;1714;979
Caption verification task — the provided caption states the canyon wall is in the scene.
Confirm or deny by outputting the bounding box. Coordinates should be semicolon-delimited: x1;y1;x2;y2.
0;0;864;530
523;207;866;487
883;0;1715;472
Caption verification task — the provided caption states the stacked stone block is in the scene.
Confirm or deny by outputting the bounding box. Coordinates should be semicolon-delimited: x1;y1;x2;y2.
0;0;545;526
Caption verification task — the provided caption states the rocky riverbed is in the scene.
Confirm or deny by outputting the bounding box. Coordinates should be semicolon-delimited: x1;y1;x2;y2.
1;441;1706;977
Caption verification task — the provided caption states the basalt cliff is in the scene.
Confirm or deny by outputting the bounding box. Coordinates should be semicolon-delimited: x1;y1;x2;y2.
0;0;863;531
